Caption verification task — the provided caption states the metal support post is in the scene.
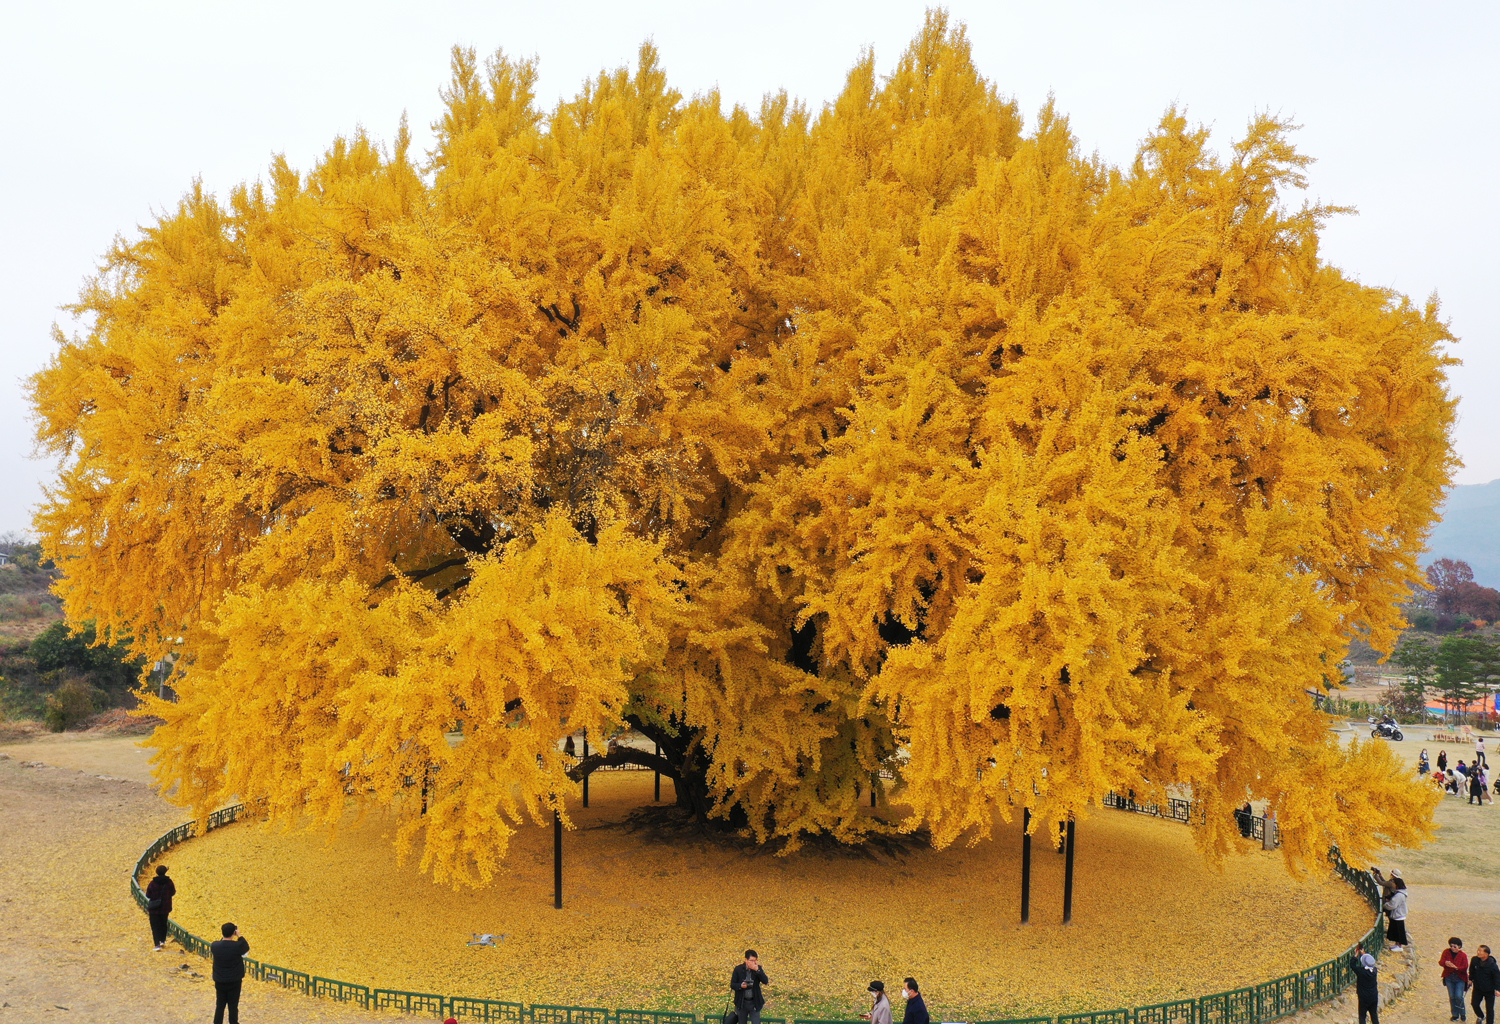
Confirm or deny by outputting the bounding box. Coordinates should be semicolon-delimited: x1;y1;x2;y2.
1021;807;1032;924
553;809;563;909
1063;816;1076;924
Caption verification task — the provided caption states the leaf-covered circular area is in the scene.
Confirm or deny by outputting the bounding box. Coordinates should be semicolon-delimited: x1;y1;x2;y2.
157;775;1368;1020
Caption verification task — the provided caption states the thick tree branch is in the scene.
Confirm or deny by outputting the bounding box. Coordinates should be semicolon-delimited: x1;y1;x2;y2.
372;556;469;592
565;745;678;781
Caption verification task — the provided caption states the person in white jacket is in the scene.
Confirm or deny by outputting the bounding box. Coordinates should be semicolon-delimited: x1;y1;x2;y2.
1383;881;1409;951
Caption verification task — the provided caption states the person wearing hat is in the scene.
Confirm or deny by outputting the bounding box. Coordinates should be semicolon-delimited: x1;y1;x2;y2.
1371;867;1403;901
860;981;892;1024
1351;942;1380;1024
1383;877;1409;952
143;864;175;951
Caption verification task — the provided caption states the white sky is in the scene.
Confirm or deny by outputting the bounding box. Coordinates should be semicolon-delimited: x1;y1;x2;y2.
2;0;1495;538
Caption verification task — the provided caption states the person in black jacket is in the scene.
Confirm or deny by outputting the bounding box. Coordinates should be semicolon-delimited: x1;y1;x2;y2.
901;978;930;1024
1351;943;1379;1024
210;922;250;1024
1472;944;1500;1024
144;865;175;951
730;950;770;1024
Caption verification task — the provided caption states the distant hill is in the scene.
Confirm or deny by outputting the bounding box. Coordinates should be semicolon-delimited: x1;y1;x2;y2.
1427;478;1500;588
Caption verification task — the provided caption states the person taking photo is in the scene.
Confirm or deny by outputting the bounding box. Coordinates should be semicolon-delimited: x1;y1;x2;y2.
210;922;250;1024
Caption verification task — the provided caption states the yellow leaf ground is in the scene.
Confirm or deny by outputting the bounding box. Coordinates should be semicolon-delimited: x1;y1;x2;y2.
156;773;1369;1020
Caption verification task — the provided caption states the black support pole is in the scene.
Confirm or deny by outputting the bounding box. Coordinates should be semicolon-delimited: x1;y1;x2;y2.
553;810;563;909
871;775;877;808
654;743;661;802
582;730;589;808
1062;816;1076;925
1020;807;1032;924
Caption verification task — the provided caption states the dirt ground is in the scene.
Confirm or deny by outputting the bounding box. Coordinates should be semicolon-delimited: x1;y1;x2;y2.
1338;729;1500;1024
0;728;1492;1023
0;736;417;1023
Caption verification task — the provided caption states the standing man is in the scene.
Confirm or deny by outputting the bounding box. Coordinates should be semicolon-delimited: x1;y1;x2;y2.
1476;735;1487;771
901;978;929;1024
1471;944;1499;1024
210;922;250;1024
1352;943;1380;1024
730;950;769;1024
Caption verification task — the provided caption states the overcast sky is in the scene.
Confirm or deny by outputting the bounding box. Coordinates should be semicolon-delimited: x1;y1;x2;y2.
2;0;1495;539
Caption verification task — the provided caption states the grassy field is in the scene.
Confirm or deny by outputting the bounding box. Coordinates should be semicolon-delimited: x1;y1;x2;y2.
1344;730;1500;889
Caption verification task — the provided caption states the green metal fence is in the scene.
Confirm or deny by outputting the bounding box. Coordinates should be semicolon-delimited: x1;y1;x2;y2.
376;989;447;1013
449;996;526;1022
129;803;1387;1023
531;1004;614;1024
313;976;371;1006
1058;1009;1130;1024
1134;1000;1195;1024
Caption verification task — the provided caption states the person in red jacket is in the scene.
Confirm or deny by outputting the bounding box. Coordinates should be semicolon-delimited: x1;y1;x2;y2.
1441;937;1471;1022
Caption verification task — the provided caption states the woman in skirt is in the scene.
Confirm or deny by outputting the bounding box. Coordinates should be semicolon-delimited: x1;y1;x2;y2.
1384;878;1409;952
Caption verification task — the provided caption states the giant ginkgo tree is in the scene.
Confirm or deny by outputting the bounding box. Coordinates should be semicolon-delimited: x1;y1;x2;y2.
31;12;1452;885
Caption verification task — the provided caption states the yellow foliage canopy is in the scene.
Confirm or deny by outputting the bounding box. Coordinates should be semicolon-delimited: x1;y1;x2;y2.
31;13;1451;884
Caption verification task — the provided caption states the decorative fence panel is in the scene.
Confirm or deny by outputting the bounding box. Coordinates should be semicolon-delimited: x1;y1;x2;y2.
313;977;370;1006
262;964;311;994
1058;1009;1129;1024
450;996;527;1022
1301;961;1342;1004
1135;998;1197;1024
529;1004;614;1024
1255;974;1301;1021
374;989;446;1013
1200;987;1256;1024
618;1011;700;1024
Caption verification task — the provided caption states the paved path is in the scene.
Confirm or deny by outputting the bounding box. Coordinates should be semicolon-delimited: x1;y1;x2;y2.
1380;886;1500;1024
